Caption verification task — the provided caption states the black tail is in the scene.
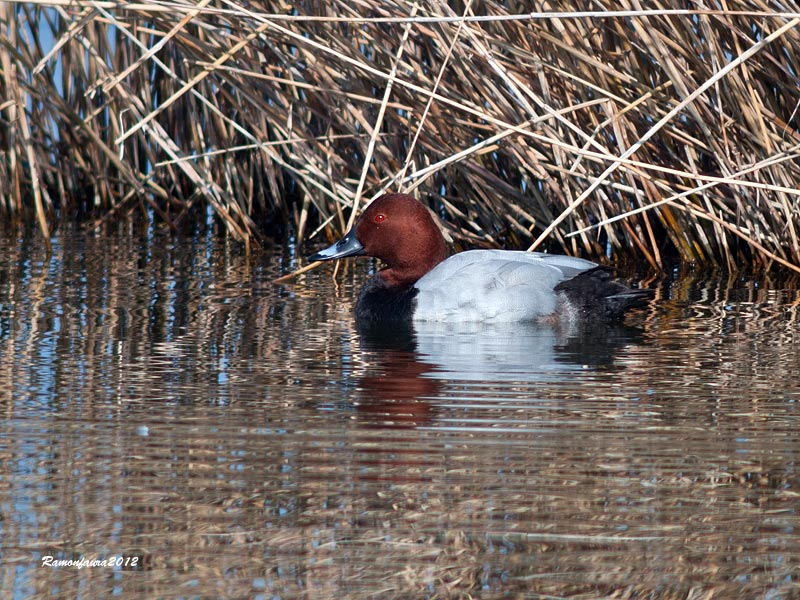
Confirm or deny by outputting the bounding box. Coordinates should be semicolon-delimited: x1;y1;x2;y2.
554;267;653;320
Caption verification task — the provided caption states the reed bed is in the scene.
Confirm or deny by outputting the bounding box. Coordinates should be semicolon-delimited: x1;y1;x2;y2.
1;1;799;270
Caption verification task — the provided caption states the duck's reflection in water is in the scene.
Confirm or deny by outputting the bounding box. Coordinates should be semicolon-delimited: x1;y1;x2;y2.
354;319;647;428
355;321;438;429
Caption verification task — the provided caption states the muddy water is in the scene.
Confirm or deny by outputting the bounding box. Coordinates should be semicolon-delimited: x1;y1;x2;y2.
0;226;798;599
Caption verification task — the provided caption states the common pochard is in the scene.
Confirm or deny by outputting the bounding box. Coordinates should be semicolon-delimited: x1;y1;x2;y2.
309;193;652;323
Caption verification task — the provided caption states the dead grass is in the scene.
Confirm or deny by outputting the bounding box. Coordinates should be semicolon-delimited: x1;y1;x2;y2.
1;2;799;270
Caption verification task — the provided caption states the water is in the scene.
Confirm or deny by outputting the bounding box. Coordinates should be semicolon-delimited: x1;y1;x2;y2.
1;226;798;599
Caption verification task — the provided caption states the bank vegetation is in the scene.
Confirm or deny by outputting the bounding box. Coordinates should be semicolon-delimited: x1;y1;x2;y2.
1;1;799;271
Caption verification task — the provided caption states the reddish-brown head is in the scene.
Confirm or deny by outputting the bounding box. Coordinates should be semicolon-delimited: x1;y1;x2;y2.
353;194;448;287
309;193;448;288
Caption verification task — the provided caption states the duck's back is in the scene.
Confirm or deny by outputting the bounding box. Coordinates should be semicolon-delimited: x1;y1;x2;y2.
412;250;598;323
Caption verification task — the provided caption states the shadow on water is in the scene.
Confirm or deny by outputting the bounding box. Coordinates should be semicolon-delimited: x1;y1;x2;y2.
1;228;799;599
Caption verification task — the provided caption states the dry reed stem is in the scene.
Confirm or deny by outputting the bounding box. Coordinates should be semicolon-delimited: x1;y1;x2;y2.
12;63;51;251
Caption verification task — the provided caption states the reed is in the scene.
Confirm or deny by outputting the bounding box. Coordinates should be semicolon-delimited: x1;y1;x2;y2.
1;1;799;270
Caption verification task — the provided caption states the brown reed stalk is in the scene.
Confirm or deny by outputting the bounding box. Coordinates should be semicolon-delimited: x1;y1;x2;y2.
0;1;799;271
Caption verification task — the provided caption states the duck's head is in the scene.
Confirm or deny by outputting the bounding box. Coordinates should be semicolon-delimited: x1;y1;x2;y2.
309;193;448;287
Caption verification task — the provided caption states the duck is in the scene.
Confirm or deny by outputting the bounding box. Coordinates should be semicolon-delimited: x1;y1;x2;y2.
308;193;652;323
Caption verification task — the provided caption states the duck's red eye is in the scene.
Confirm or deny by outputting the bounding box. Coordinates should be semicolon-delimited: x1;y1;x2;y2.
374;213;386;223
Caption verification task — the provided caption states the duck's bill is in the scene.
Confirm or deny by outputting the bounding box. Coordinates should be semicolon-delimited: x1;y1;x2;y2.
308;230;365;261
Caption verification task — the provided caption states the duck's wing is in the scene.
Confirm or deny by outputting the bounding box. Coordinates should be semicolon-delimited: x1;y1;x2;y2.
524;251;599;279
413;250;597;322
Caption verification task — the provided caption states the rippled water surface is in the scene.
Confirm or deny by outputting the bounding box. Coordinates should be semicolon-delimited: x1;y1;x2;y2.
1;227;799;599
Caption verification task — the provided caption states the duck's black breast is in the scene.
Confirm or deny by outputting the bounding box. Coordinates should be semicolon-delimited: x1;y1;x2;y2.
355;275;418;323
